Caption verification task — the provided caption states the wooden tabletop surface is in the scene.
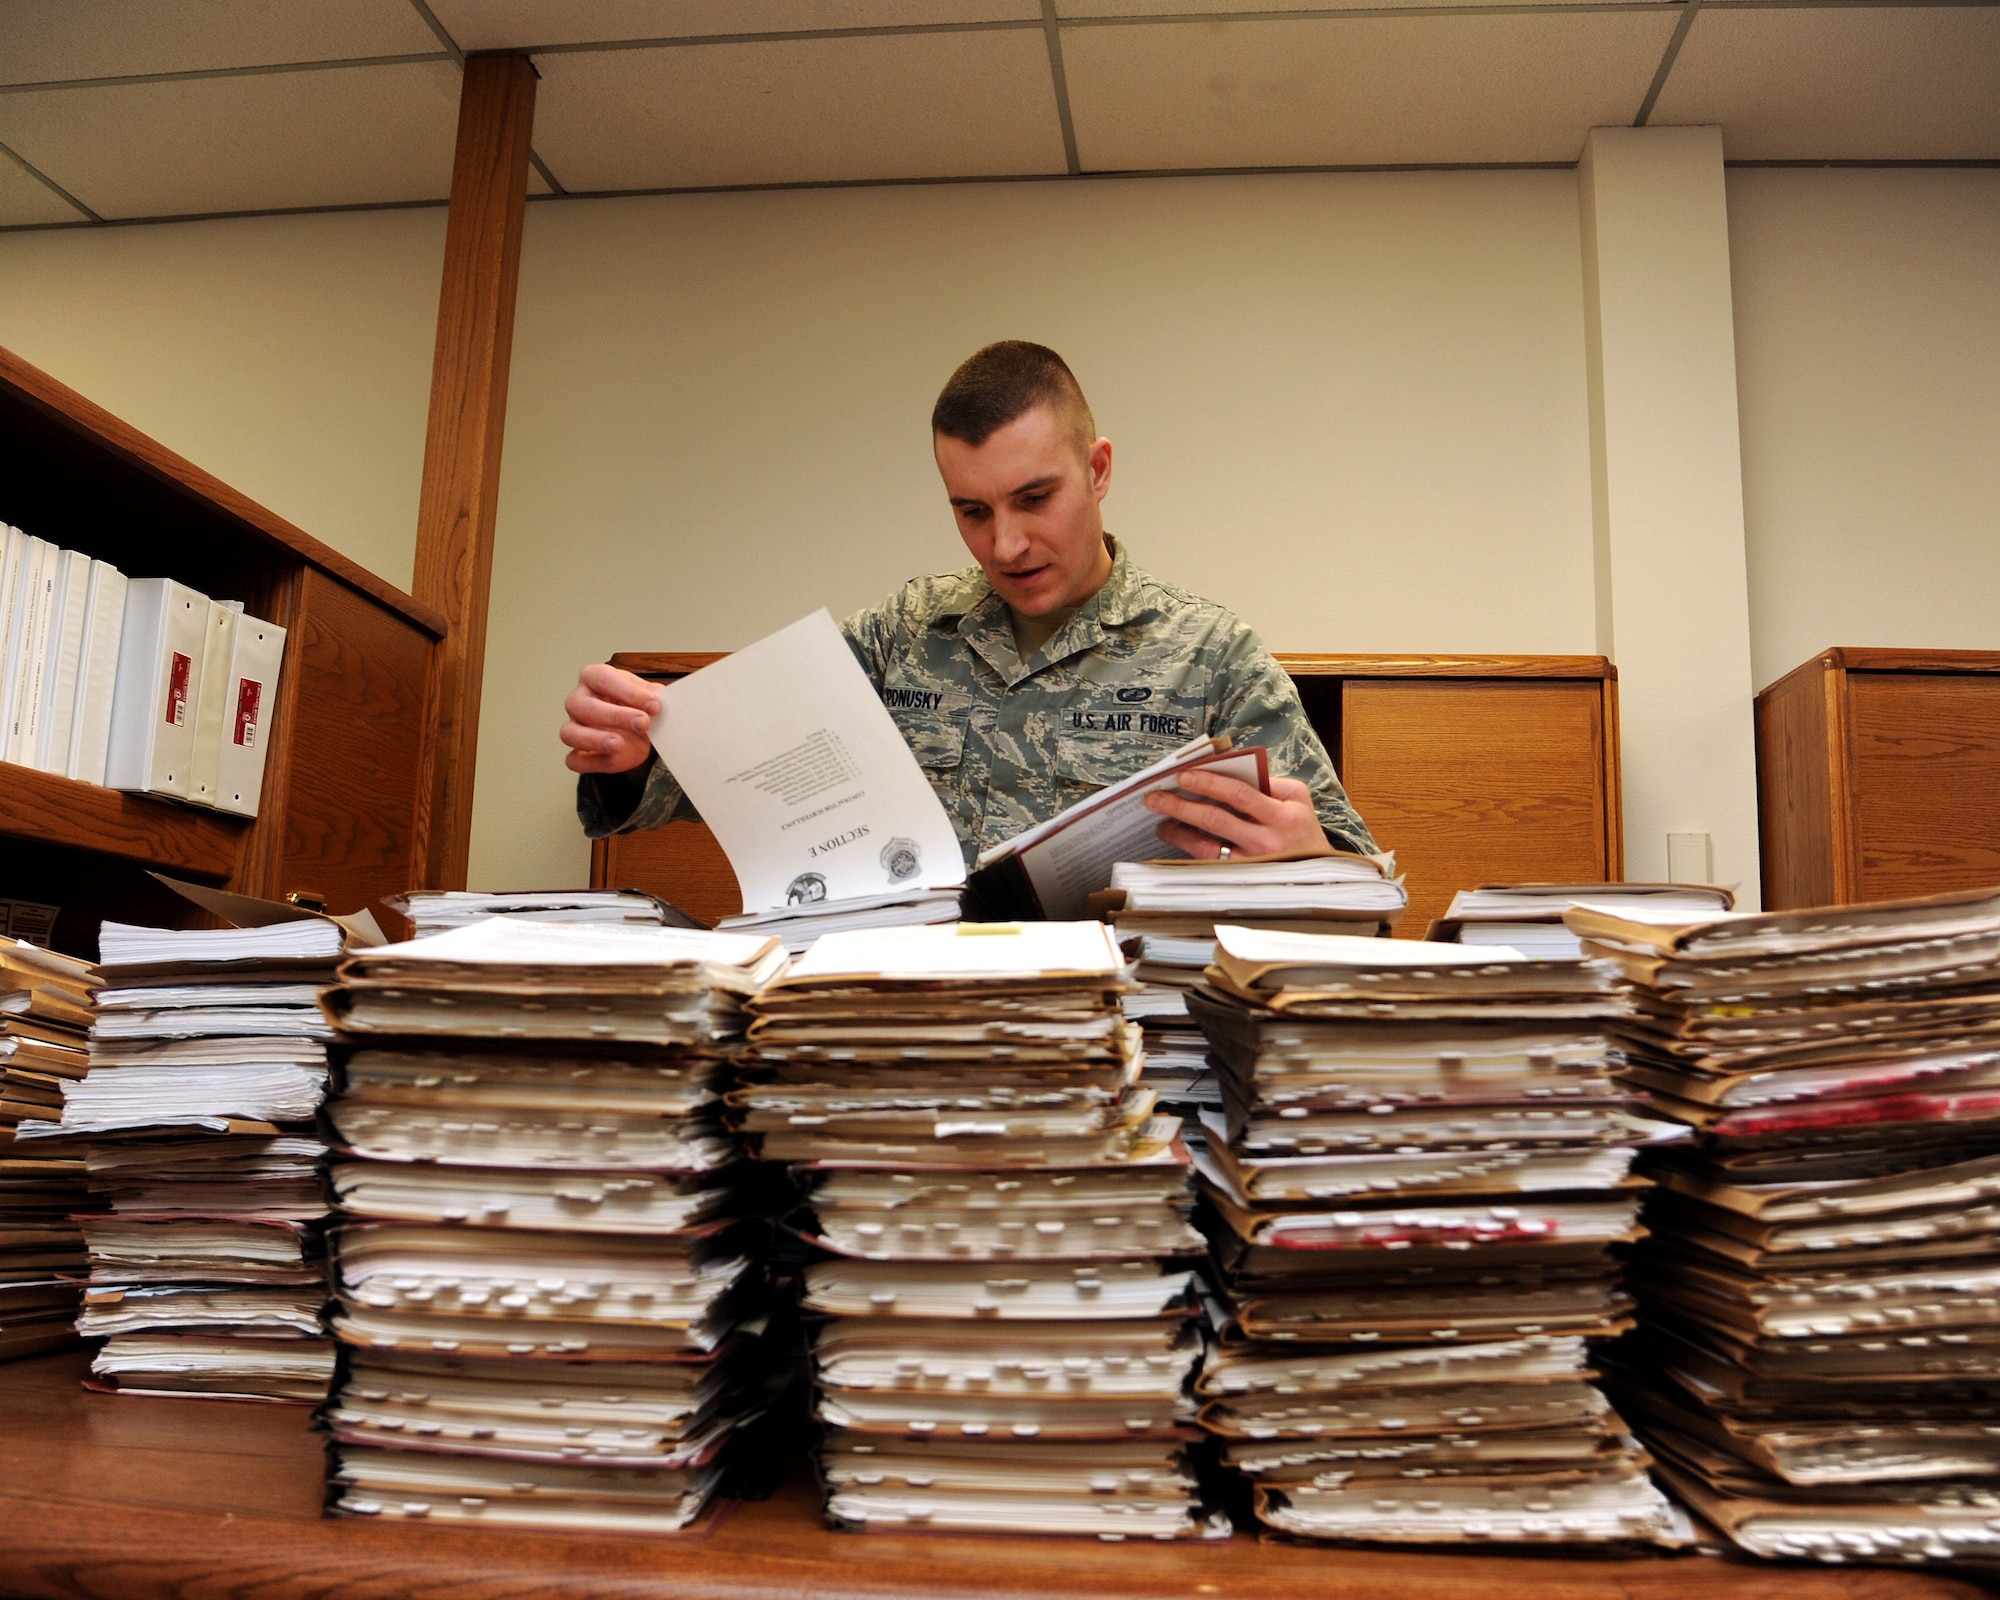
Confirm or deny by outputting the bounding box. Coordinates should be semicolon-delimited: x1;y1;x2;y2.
0;1350;1984;1600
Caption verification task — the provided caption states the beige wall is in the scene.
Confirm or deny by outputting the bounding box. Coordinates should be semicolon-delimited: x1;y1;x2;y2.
1729;168;2000;691
474;171;1600;889
2;166;1993;894
0;207;443;592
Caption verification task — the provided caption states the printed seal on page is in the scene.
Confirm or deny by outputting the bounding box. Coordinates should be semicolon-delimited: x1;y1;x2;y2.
786;872;828;905
880;837;922;883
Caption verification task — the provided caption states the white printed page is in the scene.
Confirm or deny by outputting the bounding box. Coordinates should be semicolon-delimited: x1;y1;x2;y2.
1018;748;1266;921
652;610;965;913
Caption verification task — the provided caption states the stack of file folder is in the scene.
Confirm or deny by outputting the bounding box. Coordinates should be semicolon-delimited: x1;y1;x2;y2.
1118;931;1221;1121
1430;884;1735;961
26;917;343;1400
0;936;95;1360
720;887;963;957
1571;888;2000;1569
1185;925;1686;1548
1103;854;1404;1124
385;889;702;938
733;922;1221;1539
318;918;791;1534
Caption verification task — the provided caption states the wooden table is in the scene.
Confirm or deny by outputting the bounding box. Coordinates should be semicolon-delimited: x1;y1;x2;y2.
0;1351;1981;1600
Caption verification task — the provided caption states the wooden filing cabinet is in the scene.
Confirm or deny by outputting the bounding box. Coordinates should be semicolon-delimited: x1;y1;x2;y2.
595;651;1622;935
1755;648;2000;910
1282;656;1622;935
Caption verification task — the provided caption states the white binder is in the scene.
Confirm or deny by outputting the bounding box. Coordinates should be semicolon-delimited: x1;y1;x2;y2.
32;548;92;773
0;528;23;754
104;577;208;798
4;535;51;764
186;599;241;808
66;560;128;786
211;613;286;817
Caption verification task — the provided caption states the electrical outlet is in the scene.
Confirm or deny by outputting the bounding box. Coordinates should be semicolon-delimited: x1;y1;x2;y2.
1667;832;1713;884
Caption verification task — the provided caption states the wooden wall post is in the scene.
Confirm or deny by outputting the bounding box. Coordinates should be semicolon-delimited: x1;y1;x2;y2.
411;52;537;890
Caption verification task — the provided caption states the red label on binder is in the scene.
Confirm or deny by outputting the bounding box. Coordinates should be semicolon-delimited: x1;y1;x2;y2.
234;678;261;748
165;652;192;727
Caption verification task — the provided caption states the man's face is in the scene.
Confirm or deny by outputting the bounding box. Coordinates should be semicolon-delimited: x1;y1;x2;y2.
935;403;1114;616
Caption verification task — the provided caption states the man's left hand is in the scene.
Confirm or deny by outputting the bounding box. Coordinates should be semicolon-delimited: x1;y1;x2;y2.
1144;771;1327;859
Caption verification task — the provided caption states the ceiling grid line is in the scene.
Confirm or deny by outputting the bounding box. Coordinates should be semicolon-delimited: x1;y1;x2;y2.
403;0;465;64
0;133;99;221
3;154;1996;237
518;20;1038;58
1633;0;1704;123
528;150;567;195
0;53;452;97
1042;1;1085;175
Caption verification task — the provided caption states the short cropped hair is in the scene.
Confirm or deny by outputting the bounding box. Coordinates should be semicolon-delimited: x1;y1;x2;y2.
932;341;1096;456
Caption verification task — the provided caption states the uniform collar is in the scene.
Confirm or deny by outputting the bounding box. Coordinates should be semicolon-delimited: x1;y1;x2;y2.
937;538;1155;688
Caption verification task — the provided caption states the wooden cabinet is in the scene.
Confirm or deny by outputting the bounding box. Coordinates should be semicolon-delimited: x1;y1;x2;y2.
596;651;1622;935
0;344;445;956
1288;656;1622;934
1755;648;2000;910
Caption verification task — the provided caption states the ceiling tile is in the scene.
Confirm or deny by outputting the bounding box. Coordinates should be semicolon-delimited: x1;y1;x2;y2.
0;60;462;221
0;143;90;226
533;30;1067;190
1063;12;1678;169
427;0;1037;51
1651;6;2000;160
0;0;441;87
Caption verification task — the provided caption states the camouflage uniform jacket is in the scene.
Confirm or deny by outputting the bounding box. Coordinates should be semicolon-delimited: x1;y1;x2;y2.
578;541;1376;866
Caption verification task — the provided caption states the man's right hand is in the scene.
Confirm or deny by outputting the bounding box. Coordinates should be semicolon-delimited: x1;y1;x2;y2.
562;663;662;775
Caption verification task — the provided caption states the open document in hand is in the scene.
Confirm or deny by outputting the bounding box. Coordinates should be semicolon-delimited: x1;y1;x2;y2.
650;611;965;940
966;734;1271;922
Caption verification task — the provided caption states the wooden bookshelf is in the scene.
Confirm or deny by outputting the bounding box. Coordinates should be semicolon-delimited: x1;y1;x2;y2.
596;651;1622;933
1756;647;2000;909
0;343;446;955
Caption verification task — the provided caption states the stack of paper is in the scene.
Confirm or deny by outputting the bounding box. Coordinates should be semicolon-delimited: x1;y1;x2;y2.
20;918;345;1400
385;889;704;938
735;922;1221;1539
1569;888;2000;1569
1118;933;1220;1120
1109;856;1406;932
1184;926;1687;1548
1431;883;1736;962
319;918;790;1534
720;886;962;956
1104;855;1403;1123
0;937;95;1361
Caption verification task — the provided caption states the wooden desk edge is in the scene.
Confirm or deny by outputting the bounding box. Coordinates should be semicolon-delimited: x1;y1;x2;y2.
0;1355;1984;1600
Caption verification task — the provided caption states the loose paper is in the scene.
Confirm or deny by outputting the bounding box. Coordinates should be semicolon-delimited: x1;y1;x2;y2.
650;611;964;914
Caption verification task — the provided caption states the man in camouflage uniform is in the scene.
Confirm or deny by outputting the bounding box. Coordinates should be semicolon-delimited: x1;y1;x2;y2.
566;343;1375;866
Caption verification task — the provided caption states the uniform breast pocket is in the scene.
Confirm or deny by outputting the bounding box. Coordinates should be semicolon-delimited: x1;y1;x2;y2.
1053;731;1180;800
890;708;967;773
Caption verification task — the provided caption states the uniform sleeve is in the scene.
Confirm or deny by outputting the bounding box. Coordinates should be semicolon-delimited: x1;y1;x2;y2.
577;754;698;839
1207;621;1379;855
576;605;893;841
